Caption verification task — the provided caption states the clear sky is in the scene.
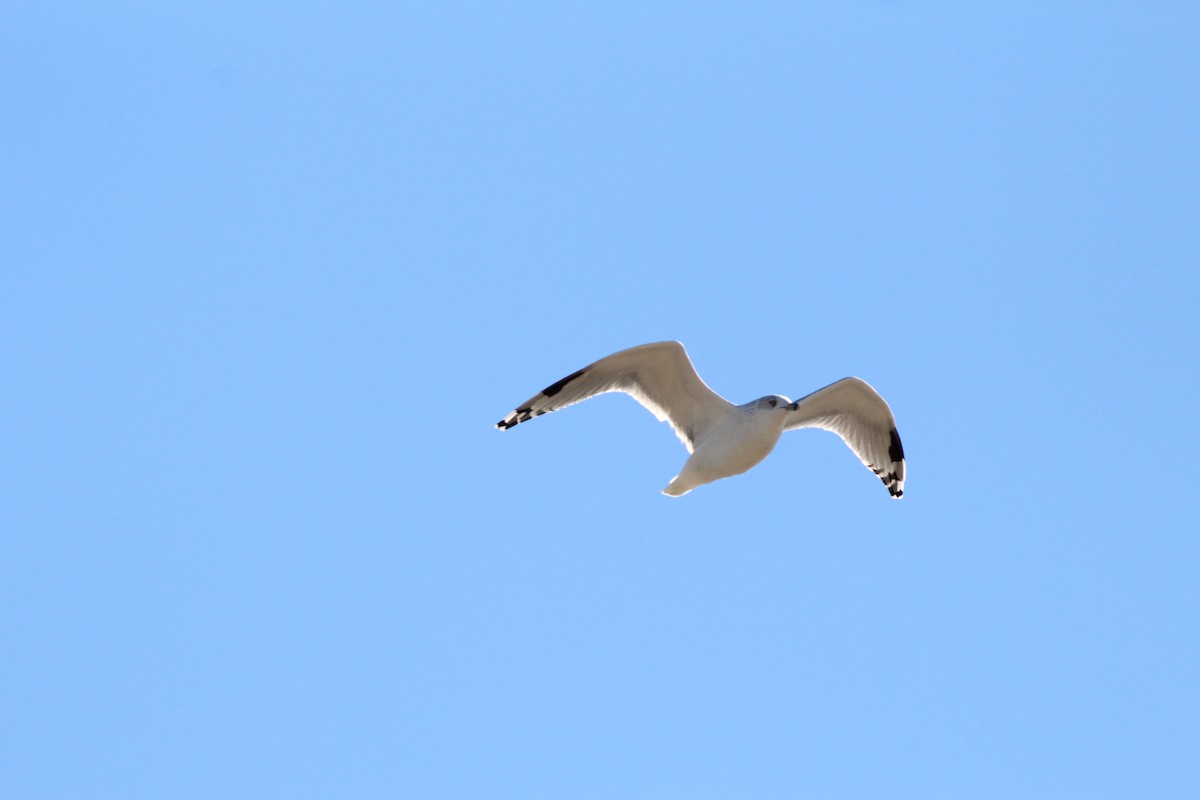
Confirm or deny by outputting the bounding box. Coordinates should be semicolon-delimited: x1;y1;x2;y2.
3;4;1198;798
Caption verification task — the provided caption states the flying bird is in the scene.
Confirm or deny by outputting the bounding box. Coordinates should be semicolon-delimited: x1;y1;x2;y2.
496;341;905;498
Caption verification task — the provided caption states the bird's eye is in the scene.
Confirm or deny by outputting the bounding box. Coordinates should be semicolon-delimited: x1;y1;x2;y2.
768;399;776;407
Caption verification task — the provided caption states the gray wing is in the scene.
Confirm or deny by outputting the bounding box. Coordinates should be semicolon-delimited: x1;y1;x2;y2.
785;377;906;498
495;341;735;452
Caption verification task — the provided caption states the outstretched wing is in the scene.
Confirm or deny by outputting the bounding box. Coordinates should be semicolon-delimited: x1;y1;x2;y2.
785;377;906;498
495;341;735;452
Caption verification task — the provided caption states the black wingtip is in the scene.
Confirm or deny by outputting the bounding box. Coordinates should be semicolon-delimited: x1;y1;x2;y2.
888;428;904;463
541;368;586;398
497;406;535;430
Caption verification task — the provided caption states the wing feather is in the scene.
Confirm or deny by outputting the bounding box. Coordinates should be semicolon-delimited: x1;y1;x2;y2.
495;341;734;452
785;377;906;498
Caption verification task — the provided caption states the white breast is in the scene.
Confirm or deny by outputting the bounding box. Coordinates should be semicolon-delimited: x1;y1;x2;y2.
691;410;785;481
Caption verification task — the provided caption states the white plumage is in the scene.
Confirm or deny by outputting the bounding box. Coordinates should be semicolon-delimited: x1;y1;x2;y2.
496;341;905;498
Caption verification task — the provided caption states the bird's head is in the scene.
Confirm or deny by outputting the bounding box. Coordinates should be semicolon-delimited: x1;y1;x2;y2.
752;395;793;412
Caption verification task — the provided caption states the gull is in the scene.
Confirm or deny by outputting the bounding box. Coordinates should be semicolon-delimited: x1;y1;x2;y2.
496;341;905;498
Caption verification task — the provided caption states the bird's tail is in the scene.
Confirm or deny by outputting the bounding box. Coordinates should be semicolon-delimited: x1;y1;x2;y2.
662;475;694;497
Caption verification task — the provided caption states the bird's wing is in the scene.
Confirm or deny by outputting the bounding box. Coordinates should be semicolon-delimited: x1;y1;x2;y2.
495;341;735;452
785;377;906;498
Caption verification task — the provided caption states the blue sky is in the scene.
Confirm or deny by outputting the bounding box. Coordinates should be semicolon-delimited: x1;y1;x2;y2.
3;4;1198;798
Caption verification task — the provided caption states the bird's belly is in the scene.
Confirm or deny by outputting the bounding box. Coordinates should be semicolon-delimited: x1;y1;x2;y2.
691;424;780;480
